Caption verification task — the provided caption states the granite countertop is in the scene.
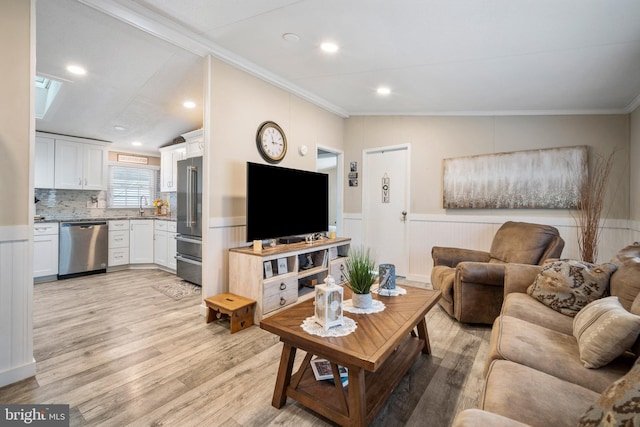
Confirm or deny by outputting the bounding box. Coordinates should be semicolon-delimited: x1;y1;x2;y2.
35;216;177;223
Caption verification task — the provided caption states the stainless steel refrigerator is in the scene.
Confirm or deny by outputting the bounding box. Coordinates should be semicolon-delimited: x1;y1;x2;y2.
176;156;203;285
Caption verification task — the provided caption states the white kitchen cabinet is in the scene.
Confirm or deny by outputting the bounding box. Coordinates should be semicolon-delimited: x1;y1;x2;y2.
182;129;204;158
129;220;154;264
108;220;130;267
34;135;55;188
167;221;177;270
54;138;107;190
154;220;177;270
159;144;186;192
154;220;168;267
33;223;59;279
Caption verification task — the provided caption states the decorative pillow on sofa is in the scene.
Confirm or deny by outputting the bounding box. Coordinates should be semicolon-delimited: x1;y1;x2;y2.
526;259;617;317
573;296;640;368
577;357;640;426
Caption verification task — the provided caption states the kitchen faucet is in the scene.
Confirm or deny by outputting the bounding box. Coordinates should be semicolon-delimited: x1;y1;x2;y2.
139;196;148;216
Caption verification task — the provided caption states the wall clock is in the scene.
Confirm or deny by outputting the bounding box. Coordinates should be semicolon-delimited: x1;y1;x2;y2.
256;121;287;163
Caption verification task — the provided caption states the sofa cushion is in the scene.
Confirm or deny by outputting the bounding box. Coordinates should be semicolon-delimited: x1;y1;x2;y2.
610;255;640;312
526;259;617;317
482;360;599;427
452;409;530;427
578;357;640;427
486;315;634;392
501;292;574;335
573;296;640;368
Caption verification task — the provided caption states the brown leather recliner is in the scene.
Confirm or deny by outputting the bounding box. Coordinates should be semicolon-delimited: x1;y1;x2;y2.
430;221;565;324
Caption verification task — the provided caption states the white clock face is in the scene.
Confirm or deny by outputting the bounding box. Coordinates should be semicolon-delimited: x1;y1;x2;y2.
257;122;287;163
261;127;285;158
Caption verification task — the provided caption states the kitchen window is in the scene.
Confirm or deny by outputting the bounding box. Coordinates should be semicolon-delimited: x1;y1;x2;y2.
108;165;159;208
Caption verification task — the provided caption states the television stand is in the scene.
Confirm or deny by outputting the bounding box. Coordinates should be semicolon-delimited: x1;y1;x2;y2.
278;236;305;244
229;238;351;323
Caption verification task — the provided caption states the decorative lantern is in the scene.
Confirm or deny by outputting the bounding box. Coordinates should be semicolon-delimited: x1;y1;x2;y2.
315;275;344;330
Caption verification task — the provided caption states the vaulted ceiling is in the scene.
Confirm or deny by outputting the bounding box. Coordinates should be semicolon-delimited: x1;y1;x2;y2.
35;0;640;152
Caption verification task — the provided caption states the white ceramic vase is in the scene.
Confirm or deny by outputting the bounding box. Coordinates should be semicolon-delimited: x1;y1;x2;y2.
351;292;373;309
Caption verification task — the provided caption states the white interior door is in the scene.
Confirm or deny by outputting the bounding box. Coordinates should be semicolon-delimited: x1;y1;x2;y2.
363;145;410;276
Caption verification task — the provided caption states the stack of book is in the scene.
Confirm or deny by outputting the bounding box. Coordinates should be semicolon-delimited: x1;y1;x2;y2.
310;358;348;387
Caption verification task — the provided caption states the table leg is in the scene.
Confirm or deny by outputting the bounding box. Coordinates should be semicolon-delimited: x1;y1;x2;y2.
415;318;431;355
347;367;367;427
272;343;297;408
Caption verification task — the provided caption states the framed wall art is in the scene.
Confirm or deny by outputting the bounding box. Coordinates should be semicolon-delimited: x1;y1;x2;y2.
443;146;588;209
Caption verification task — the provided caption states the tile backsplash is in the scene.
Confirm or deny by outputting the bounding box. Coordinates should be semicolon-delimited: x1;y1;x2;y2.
35;189;177;220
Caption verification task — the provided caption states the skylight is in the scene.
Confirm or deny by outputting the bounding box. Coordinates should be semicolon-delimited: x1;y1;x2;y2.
35;75;63;119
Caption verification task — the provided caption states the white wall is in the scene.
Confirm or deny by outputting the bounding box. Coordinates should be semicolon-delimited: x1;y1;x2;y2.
0;0;36;387
630;106;640;223
202;56;345;302
343;114;633;281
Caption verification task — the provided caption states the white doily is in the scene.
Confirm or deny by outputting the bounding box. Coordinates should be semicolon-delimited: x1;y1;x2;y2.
343;299;386;314
373;285;407;297
301;316;357;337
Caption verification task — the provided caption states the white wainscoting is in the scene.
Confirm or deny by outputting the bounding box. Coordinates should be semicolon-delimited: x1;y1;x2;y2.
408;215;632;283
0;225;36;388
205;214;637;301
201;217;247;315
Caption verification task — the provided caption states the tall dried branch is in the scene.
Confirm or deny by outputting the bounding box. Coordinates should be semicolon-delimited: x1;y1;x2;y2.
573;150;616;263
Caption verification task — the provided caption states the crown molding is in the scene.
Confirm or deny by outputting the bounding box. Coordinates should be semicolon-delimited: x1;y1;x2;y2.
348;108;631;117
78;0;350;119
626;93;640;114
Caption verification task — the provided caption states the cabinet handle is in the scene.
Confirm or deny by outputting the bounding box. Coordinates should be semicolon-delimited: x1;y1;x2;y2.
279;282;286;290
280;297;286;306
78;178;82;185
340;264;345;271
131;224;134;231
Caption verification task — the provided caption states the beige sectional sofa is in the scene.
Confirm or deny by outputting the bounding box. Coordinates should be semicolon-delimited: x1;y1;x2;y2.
453;243;640;426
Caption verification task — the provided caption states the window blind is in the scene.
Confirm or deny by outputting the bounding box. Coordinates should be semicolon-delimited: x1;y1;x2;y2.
108;165;159;208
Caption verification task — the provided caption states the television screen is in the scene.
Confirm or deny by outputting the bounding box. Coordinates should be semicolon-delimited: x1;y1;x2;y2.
246;162;329;242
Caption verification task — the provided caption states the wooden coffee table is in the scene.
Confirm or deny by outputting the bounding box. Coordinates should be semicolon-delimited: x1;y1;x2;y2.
260;285;441;427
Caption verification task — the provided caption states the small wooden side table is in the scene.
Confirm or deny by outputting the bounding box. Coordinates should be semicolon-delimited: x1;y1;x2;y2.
204;293;256;333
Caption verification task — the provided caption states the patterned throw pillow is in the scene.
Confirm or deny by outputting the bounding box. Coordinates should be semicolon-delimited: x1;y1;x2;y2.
577;358;640;426
573;297;640;368
527;259;617;317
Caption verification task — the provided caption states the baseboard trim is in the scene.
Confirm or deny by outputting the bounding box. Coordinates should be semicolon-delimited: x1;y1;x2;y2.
0;359;36;388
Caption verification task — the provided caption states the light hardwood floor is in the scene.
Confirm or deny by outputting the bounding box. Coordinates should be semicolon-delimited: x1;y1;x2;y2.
0;270;491;426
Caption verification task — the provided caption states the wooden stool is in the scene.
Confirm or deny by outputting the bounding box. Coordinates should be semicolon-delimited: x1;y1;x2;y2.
204;293;256;334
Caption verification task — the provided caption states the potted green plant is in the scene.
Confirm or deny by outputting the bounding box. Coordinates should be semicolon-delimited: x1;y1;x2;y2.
344;247;377;309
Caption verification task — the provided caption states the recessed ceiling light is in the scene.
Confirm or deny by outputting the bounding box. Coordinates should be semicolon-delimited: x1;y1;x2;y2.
183;101;196;109
377;86;391;96
66;65;86;75
320;42;339;53
282;33;300;42
131;141;142;146
114;125;126;131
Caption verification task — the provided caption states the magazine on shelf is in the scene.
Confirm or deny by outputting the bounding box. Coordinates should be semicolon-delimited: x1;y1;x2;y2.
329;376;349;387
310;358;348;381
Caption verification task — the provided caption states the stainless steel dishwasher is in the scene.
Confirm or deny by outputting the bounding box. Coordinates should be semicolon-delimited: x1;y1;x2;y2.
58;221;109;279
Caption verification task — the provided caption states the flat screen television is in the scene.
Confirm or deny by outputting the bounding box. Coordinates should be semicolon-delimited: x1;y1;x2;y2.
246;162;329;242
